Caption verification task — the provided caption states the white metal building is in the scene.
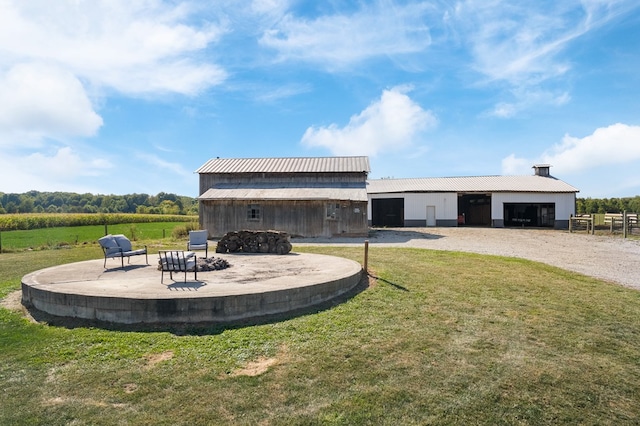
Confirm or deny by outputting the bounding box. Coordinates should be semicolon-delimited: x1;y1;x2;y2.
366;165;579;229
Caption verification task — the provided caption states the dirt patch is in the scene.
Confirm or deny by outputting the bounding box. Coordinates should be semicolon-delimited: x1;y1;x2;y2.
123;383;138;393
229;357;279;377
144;351;174;369
43;396;128;409
0;290;22;311
224;345;290;378
1;290;38;322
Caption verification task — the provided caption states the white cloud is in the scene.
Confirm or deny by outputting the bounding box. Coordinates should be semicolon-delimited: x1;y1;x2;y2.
0;0;228;185
137;153;193;178
28;147;112;178
0;147;113;193
502;123;640;175
452;0;633;84
487;89;571;118
451;0;638;115
301;86;437;156
543;123;640;173
250;0;292;16
259;1;431;70
253;83;312;103
501;153;532;175
0;63;103;147
0;0;227;96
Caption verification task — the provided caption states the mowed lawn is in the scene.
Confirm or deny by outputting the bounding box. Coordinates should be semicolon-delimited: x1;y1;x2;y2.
1;243;640;425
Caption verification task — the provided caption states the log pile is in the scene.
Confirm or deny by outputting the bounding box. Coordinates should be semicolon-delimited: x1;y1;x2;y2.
197;256;230;271
157;255;230;272
216;230;292;255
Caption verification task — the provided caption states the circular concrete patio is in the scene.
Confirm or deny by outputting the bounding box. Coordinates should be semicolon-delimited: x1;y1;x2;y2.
21;252;363;325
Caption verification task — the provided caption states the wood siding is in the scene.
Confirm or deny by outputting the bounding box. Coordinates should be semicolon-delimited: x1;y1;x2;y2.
199;169;369;238
201;199;368;238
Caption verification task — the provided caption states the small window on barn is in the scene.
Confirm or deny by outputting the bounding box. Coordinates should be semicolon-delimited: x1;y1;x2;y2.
326;203;340;219
247;204;261;221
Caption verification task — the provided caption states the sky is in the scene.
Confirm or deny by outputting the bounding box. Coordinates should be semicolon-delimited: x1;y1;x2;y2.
1;0;640;199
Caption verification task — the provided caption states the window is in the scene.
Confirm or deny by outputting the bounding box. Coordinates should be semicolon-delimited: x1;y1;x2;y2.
326;203;340;219
247;204;261;221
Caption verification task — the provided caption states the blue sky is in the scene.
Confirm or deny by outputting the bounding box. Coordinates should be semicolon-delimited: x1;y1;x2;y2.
1;0;639;198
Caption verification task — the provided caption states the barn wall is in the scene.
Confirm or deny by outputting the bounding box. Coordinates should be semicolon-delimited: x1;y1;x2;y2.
199;172;366;196
199;170;369;237
367;193;458;226
201;199;368;238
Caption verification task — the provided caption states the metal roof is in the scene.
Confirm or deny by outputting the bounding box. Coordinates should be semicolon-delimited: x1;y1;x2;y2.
366;175;579;194
199;186;368;202
196;156;370;174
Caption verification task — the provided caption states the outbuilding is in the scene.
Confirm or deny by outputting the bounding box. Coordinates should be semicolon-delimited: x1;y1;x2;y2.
196;156;370;238
367;165;579;229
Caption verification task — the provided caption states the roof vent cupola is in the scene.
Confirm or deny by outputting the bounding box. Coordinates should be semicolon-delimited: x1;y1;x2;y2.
533;164;551;177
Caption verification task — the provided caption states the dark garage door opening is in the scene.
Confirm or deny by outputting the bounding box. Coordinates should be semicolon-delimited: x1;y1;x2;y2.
372;198;404;227
504;203;555;227
458;194;491;226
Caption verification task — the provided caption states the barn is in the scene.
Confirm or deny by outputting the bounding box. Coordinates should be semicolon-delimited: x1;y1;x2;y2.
367;165;579;229
196;156;370;238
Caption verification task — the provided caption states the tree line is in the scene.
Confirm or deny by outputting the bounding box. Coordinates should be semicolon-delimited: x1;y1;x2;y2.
576;196;640;214
0;191;197;215
2;191;637;216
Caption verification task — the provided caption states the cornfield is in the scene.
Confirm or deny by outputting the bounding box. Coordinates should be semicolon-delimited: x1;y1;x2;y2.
0;213;196;231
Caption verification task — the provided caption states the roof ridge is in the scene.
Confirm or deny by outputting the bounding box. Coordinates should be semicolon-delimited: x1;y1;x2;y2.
196;156;371;174
207;155;369;160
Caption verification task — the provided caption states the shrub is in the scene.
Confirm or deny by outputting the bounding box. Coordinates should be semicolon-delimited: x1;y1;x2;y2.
171;222;199;239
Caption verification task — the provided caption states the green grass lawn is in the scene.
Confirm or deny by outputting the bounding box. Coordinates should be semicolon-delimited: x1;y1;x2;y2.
1;243;640;425
0;222;192;251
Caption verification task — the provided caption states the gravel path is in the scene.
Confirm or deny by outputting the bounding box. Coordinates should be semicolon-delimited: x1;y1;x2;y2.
293;228;640;290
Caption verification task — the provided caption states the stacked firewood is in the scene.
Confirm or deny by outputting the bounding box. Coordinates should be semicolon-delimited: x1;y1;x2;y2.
197;257;230;271
157;255;230;271
215;230;292;255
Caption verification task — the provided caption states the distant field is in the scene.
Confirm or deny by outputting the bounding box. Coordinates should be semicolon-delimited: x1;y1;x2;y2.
0;222;192;251
0;213;196;231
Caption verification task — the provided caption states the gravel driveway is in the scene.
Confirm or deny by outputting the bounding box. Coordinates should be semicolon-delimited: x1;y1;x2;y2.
293;228;640;290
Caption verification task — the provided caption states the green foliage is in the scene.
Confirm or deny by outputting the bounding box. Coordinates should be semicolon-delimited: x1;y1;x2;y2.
171;222;200;239
577;196;640;214
0;213;196;232
0;191;198;215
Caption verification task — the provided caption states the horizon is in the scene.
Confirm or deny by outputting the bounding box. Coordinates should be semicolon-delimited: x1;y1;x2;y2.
1;1;639;198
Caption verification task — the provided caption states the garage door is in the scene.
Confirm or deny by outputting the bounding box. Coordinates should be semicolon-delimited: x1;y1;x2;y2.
372;198;404;227
504;203;555;227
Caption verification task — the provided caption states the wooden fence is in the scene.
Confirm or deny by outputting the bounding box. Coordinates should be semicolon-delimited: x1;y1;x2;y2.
571;211;638;238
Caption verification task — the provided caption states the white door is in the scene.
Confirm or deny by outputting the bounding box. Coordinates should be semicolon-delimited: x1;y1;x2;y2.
426;205;436;227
